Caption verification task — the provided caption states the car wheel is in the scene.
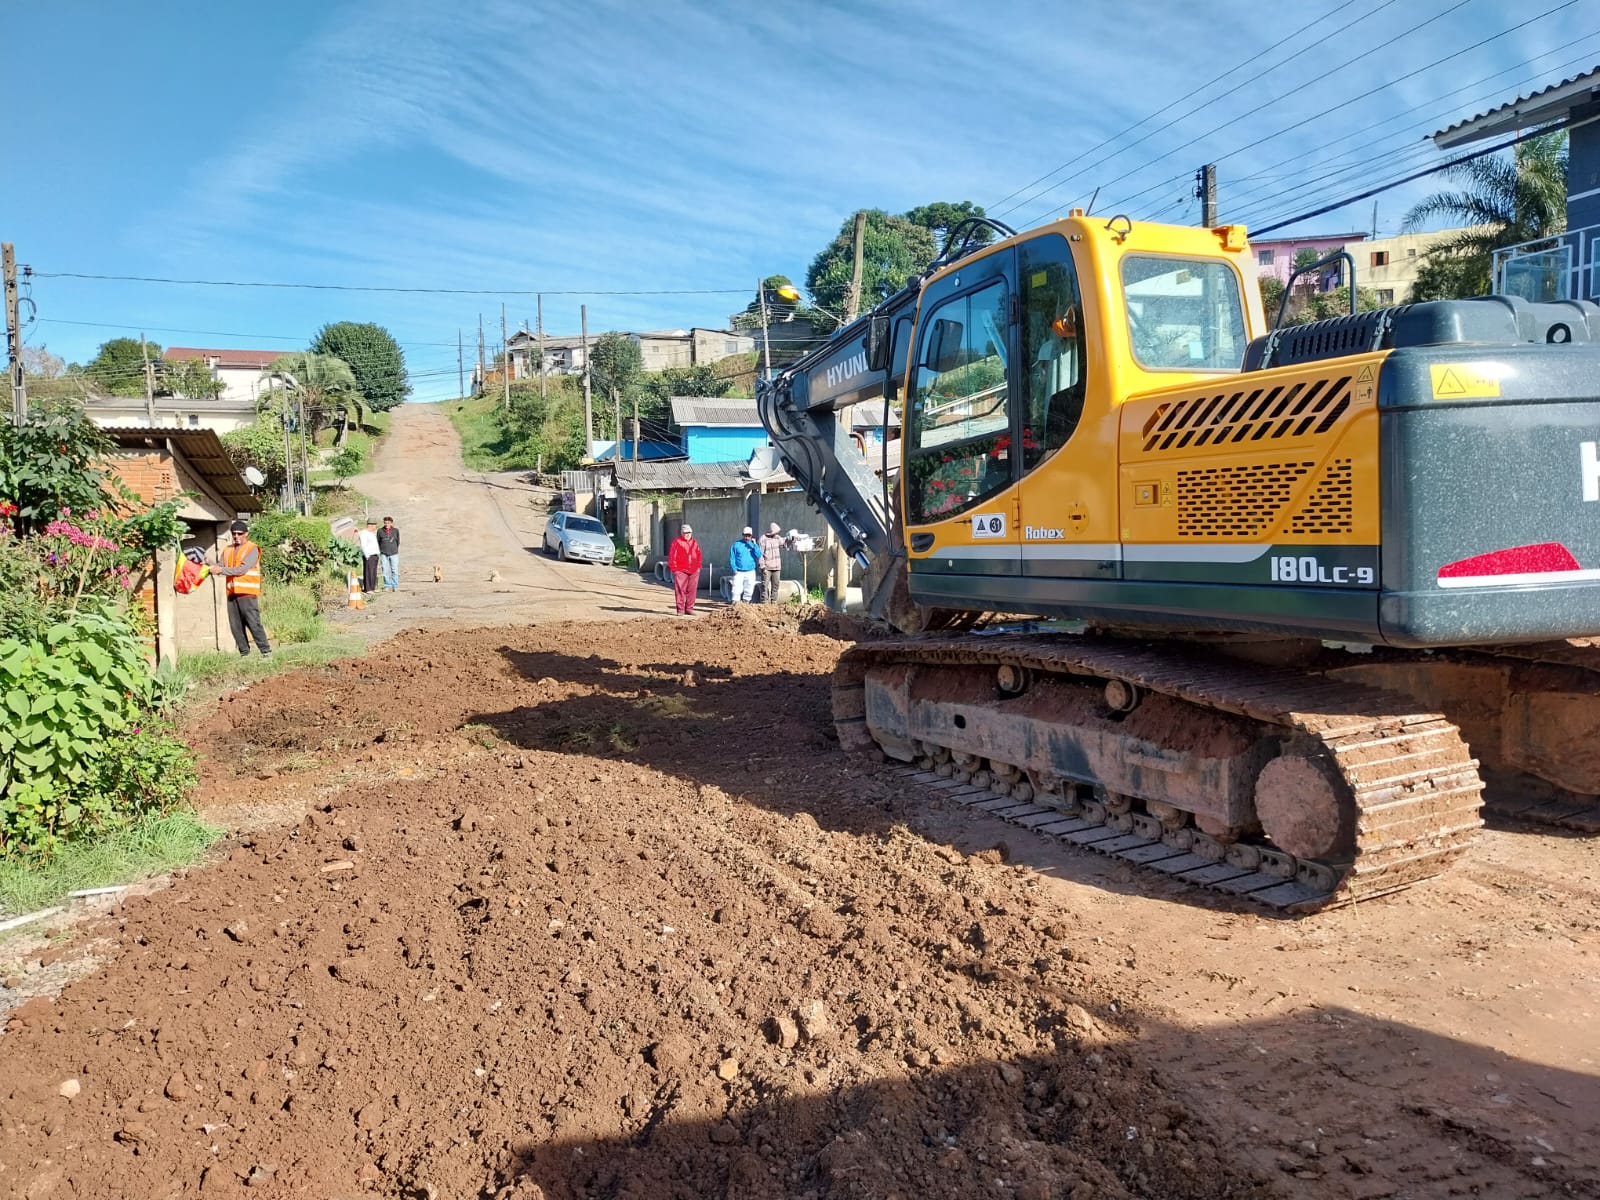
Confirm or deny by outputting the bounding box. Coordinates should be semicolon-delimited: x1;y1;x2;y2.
557;542;569;562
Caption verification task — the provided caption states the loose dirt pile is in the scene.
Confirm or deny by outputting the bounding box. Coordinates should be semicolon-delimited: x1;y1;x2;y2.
2;607;1595;1199
0;610;1274;1200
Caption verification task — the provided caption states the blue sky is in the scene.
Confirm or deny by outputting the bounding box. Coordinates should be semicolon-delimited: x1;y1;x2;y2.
6;0;1595;400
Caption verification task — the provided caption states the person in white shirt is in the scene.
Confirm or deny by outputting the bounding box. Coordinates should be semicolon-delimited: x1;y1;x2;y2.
357;520;381;594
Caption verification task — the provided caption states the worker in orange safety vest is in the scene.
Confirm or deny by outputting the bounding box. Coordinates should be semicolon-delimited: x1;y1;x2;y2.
215;520;272;657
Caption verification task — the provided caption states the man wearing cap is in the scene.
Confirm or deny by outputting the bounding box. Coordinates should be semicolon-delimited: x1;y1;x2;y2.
758;522;787;604
214;520;272;658
667;523;702;616
728;526;761;605
357;519;381;595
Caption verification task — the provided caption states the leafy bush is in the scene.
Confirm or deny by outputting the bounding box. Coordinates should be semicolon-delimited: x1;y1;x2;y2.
326;535;364;570
0;608;173;856
222;420;288;493
0;400;115;530
329;446;364;484
247;512;334;583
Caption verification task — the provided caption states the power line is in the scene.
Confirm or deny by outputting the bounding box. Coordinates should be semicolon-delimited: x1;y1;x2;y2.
1033;0;1552;226
33;316;461;348
29;271;752;297
1249;112;1593;236
1133;16;1597;227
1113;35;1600;223
986;0;1371;218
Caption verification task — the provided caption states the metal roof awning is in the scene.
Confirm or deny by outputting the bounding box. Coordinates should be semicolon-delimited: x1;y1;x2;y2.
1433;67;1600;149
103;427;264;513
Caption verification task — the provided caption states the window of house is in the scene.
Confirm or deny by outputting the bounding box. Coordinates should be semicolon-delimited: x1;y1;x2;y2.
724;340;739;355
1122;256;1247;371
906;280;1011;523
1371;251;1390;267
1407;248;1418;259
1377;289;1395;305
187;413;199;427
1257;248;1274;266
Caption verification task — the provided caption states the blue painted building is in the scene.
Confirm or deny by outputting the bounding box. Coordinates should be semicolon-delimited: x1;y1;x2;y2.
670;397;768;465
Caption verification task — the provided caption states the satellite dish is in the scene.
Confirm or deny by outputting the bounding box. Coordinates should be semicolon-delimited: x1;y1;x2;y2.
243;467;265;486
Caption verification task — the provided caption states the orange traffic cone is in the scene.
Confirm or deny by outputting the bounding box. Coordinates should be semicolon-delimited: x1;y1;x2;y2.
347;572;366;610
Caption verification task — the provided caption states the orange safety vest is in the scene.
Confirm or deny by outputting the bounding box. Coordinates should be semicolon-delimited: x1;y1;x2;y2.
221;539;263;597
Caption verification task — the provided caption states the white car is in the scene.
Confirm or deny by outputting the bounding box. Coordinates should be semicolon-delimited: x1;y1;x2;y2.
543;512;615;564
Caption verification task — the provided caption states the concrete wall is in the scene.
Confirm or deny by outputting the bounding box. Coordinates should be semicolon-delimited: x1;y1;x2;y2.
682;490;855;591
684;426;767;463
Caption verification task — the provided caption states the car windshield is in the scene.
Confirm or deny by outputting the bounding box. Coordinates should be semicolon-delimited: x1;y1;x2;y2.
566;516;606;534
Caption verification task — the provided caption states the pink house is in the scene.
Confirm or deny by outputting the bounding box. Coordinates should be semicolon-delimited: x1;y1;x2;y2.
1250;233;1368;286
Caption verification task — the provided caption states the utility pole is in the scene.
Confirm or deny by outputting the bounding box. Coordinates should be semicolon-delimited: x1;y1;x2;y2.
276;377;294;512
501;302;510;412
758;278;773;379
536;293;546;403
457;329;464;400
3;243;24;424
845;210;867;322
631;392;639;463
1371;201;1379;239
140;332;155;425
476;314;485;397
612;385;621;463
580;304;592;457
1195;164;1218;227
299;357;312;516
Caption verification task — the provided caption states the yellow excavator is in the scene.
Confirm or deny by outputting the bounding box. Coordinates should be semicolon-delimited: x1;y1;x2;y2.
758;212;1600;913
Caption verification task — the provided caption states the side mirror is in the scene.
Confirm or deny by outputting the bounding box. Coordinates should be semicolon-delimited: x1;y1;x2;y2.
866;315;891;372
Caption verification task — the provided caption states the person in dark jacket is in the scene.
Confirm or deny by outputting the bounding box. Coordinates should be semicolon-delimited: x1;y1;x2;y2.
377;516;401;591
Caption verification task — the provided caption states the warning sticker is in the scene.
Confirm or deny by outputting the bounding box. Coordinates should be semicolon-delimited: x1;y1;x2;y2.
1355;363;1376;404
971;512;1007;539
1430;363;1502;399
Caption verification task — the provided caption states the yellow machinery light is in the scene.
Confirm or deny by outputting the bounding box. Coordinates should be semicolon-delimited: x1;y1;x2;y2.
774;285;801;303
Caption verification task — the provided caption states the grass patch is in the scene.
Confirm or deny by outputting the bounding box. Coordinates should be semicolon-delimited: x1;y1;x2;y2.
0;809;223;919
262;581;324;644
450;393;529;471
166;631;364;689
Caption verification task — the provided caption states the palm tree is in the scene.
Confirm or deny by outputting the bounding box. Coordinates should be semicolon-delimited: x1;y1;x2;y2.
260;352;366;440
1402;131;1568;299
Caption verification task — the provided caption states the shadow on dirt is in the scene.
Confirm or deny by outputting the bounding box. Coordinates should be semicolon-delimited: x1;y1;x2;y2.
481;1005;1597;1200
470;648;1278;918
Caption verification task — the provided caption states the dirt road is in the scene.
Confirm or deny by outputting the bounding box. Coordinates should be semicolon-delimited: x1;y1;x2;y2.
1;410;1596;1196
2;609;1596;1199
337;403;670;633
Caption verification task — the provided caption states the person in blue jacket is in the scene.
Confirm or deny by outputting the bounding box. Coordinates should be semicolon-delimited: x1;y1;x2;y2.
728;526;761;604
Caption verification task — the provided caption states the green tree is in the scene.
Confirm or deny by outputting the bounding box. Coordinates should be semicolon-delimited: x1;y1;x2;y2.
165;357;223;400
806;209;938;322
310;321;409;412
264;352;363;438
221;420;287;493
904;200;994;250
1402;130;1568;299
1291;248;1322;272
84;338;160;398
1259;274;1384;326
328;447;363;486
731;275;803;331
588;333;643;436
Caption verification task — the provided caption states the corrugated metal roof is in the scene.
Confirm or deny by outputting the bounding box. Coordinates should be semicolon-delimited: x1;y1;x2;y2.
612;459;752;491
102;427;264;512
164;347;282;369
1433;67;1600;147
670;396;761;427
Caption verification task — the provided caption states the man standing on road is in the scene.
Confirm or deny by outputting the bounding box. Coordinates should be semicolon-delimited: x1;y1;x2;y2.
214;520;271;658
377;516;400;591
758;522;786;604
728;526;760;605
358;519;380;595
668;524;702;616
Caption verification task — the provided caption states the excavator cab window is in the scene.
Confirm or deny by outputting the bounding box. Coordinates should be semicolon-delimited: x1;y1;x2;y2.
1019;234;1086;472
906;280;1012;523
1121;255;1247;371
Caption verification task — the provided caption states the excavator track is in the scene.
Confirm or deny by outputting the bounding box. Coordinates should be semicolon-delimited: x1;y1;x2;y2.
834;635;1483;914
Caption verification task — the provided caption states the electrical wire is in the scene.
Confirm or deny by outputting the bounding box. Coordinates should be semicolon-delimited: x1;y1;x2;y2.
28;271;753;297
1032;0;1574;226
985;0;1387;218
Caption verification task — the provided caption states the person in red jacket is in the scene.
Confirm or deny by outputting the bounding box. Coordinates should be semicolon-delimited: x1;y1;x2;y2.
667;524;703;615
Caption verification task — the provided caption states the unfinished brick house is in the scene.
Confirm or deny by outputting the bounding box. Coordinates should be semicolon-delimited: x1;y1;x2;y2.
103;428;263;664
